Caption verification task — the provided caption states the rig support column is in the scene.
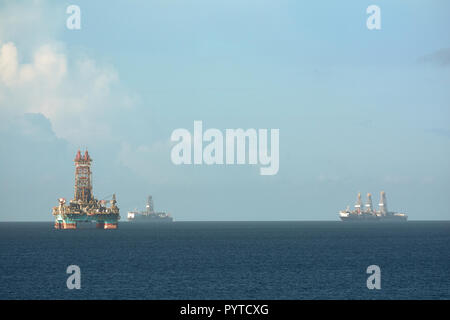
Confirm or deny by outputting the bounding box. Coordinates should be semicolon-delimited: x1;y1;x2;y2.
104;222;118;229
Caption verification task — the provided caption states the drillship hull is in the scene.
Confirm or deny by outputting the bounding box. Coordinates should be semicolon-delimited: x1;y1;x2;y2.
340;215;379;222
339;214;407;222
128;215;173;223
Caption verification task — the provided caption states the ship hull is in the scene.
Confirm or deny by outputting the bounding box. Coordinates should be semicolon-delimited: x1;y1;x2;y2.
128;216;173;223
340;215;407;222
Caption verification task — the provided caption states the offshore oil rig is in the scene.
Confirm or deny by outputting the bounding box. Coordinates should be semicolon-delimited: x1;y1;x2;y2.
339;191;407;222
52;150;120;229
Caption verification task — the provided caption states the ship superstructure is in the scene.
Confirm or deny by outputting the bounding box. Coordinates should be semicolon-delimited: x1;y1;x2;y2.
339;191;407;222
52;150;120;229
127;195;173;222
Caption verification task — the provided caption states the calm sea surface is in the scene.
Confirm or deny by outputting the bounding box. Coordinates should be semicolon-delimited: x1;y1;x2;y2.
0;221;449;300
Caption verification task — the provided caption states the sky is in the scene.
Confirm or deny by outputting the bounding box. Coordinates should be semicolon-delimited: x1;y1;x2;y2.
0;0;449;221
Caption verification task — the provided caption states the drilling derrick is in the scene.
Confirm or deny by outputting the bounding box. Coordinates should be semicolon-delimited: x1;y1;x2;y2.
74;150;92;202
365;193;373;213
379;191;388;215
146;195;154;214
52;150;120;230
354;192;362;214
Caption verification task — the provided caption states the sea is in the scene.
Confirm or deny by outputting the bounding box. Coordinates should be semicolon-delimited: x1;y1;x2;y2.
0;221;449;300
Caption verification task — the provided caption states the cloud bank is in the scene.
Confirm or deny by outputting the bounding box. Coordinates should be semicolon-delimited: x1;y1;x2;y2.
0;40;135;145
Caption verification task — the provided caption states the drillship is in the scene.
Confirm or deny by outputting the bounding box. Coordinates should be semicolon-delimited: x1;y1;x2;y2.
52;150;120;229
127;195;173;222
339;191;407;222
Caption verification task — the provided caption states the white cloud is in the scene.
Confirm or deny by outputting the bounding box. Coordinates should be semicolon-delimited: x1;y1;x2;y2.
0;1;136;145
0;1;62;50
0;42;18;84
0;42;66;87
0;41;135;145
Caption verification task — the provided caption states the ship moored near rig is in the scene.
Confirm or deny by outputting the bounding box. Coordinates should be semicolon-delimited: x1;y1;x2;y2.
52;150;120;229
339;191;407;222
127;195;173;222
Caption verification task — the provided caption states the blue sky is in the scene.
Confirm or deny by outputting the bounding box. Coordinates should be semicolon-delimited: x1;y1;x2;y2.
0;0;449;221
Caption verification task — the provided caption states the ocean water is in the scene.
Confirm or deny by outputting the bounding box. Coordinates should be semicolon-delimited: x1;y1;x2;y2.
0;221;449;300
